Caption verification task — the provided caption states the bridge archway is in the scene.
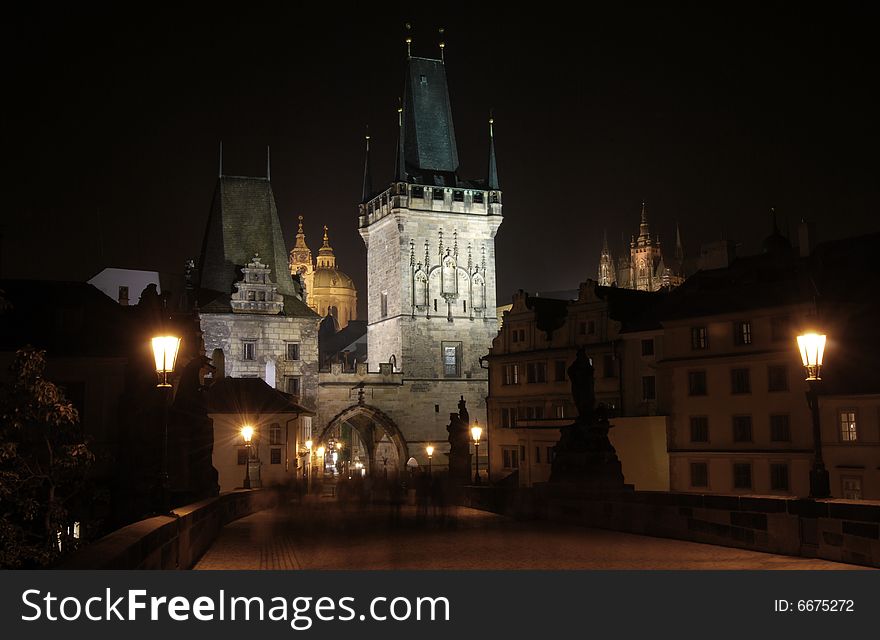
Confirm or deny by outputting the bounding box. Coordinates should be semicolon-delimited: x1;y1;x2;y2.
319;404;409;478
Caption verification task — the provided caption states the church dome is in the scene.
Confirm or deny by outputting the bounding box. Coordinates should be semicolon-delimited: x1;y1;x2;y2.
313;266;355;290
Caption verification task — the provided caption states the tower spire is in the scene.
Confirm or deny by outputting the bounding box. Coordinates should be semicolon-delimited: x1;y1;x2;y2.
602;228;610;253
362;127;373;202
266;145;271;181
405;22;412;58
438;27;445;63
394;99;406;183
219;140;223;178
675;221;684;263
639;200;650;241
487;113;499;190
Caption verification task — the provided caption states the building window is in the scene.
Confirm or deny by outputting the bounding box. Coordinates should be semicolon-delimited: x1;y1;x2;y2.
442;342;462;378
269;423;281;445
118;285;129;304
502;364;520;385
839;410;858;442
270;448;282;465
433;188;444;200
473;192;484;204
602;354;614;378
554;360;567;382
411;186;424;198
501;407;515;428
237;448;248;465
453;190;464;202
688;370;707;396
770;463;789;491
641;338;655;356
286;342;300;361
554;403;566;418
767;365;788;392
526;362;547;383
691;326;708;350
733;463;752;489
841;476;863;500
301;416;312;441
770;414;791;442
733;321;752;346
690;416;709;443
286;377;301;396
733;416;753;442
770;315;790;342
731;368;751;394
690;462;708;488
642;376;656;401
381;292;388;318
501;447;519;469
242;341;256;361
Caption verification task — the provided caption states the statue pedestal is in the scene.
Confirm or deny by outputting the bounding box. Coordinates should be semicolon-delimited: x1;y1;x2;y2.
549;420;632;492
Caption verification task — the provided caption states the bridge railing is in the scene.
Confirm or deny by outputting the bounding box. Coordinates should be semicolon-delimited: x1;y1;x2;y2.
59;489;277;570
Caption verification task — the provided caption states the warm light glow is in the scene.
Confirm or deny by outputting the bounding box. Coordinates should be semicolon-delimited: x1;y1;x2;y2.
471;422;482;442
241;425;254;443
317;446;325;457
797;332;826;380
152;335;181;373
426;445;434;457
336;441;342;450
305;439;313;450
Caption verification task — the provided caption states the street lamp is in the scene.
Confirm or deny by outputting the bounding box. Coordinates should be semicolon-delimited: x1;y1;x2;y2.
426;445;434;476
151;334;181;512
471;421;483;485
241;425;254;489
797;332;830;499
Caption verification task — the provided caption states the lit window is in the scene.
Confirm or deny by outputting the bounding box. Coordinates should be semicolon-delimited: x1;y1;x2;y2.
381;292;388;318
503;364;520;385
691;326;708;350
733;321;752;346
839;410;858;442
243;341;256;361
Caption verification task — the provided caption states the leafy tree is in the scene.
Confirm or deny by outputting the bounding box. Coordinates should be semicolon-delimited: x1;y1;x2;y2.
0;347;94;568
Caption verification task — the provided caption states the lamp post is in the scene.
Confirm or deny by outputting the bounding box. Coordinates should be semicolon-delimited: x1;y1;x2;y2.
426;445;434;476
151;335;181;512
305;439;313;493
797;332;830;499
241;425;254;489
471;421;483;485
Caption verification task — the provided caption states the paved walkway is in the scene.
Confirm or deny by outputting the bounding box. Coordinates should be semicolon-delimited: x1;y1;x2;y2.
194;502;868;570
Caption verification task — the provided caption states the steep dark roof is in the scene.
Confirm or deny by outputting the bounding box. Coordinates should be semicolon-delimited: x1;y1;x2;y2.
206;377;315;415
197;176;316;318
402;57;459;185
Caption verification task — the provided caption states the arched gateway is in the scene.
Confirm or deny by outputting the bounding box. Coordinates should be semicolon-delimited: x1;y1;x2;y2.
319;404;408;478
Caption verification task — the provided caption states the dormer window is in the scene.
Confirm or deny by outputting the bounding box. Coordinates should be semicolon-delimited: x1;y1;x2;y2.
420;74;427;85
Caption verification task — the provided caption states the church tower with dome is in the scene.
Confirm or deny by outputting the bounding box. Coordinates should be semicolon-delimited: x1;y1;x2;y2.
289;217;358;329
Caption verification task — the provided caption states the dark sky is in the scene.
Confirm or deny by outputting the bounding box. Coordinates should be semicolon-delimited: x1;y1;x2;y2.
4;3;879;315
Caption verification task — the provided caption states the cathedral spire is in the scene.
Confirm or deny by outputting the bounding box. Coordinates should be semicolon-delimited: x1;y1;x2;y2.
266;145;271;181
675;221;684;263
487;114;499;190
638;200;651;242
602;228;610;254
218;140;223;178
362;129;373;202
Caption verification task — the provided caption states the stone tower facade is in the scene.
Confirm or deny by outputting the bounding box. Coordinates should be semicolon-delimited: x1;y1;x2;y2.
358;56;502;379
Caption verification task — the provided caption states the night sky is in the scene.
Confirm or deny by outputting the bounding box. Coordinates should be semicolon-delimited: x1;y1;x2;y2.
4;3;879;316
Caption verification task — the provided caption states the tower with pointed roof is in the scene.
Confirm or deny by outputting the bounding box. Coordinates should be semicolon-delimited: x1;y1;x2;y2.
358;43;502;381
598;230;615;286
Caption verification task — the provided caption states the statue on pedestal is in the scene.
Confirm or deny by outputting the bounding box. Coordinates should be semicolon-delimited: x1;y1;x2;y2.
550;347;629;490
447;396;472;486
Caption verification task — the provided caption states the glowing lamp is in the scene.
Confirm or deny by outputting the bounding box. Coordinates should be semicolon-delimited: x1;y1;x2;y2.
797;333;826;380
317;446;325;457
241;425;254;444
426;445;434;457
151;335;181;388
471;422;482;443
305;439;313;450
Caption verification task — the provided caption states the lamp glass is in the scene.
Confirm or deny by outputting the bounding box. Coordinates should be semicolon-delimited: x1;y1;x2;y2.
797;333;826;368
241;425;254;443
151;336;181;374
426;445;434;457
471;424;482;442
317;446;325;457
305;439;313;450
